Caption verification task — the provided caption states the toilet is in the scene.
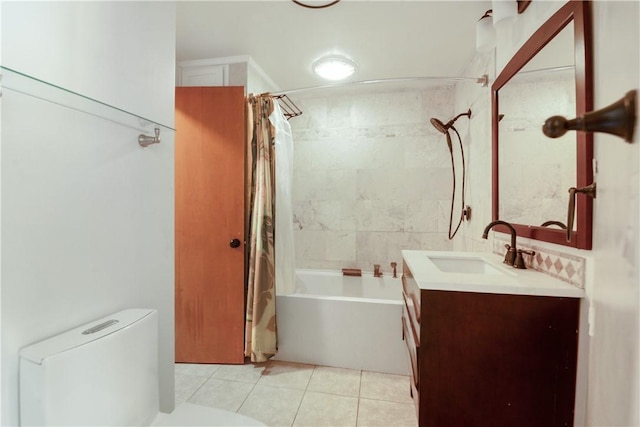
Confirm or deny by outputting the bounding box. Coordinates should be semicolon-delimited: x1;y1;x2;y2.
19;309;265;426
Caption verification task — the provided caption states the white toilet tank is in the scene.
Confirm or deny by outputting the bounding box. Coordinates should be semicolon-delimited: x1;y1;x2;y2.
20;309;160;426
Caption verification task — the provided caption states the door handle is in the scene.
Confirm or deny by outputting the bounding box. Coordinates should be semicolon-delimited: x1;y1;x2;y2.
229;238;241;248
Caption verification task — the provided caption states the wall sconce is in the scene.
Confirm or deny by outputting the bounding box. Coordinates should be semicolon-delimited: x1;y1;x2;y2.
477;1;531;52
476;10;496;52
139;127;161;147
543;90;637;143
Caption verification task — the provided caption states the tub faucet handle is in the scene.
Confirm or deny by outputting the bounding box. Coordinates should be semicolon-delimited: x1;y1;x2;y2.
390;262;397;278
373;264;383;277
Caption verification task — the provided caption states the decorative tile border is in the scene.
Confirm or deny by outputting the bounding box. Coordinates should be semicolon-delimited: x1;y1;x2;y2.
492;236;585;289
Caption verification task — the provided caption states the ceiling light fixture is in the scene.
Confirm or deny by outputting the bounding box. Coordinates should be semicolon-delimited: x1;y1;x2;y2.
312;56;357;81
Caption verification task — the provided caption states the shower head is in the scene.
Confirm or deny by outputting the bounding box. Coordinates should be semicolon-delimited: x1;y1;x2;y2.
430;108;473;134
430;117;449;134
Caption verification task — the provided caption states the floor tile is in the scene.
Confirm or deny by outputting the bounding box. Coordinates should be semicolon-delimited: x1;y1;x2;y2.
357;398;418;427
174;374;208;404
360;371;413;404
188;378;255;412
212;363;267;384
238;384;305;427
293;391;358;427
175;362;220;377
307;366;361;397
257;360;315;390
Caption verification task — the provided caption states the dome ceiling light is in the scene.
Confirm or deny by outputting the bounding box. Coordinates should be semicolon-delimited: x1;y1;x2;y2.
312;56;357;81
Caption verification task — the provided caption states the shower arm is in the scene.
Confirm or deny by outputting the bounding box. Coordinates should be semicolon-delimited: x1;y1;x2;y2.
448;110;472;127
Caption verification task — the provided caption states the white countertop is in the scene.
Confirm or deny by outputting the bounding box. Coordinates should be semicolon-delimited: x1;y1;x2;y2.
402;250;584;298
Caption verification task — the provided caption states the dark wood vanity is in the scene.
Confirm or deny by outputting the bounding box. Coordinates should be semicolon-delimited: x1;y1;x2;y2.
401;260;580;427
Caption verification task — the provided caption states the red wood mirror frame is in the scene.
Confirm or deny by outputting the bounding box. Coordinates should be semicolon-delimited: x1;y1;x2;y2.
491;1;593;249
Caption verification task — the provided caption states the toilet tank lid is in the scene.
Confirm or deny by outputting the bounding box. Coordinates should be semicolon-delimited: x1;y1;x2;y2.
20;309;156;365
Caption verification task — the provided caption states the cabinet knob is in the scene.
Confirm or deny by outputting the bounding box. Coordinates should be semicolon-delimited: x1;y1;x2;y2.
229;238;241;248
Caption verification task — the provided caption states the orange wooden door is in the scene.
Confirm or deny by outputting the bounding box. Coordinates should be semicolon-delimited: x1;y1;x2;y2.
175;86;246;363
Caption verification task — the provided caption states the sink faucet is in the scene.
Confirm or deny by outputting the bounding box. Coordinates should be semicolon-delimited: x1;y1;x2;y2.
482;220;518;266
390;262;397;278
373;264;383;277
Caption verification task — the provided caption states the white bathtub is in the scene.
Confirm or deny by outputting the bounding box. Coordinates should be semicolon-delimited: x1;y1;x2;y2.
274;269;410;375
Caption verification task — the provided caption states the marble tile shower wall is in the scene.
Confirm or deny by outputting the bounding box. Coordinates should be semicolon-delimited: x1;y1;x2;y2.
289;86;457;272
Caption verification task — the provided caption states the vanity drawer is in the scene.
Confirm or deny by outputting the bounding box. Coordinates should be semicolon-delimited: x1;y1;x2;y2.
401;315;419;388
402;291;420;344
401;271;421;324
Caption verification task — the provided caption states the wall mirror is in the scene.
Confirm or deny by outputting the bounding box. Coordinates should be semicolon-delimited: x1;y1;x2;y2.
492;1;593;249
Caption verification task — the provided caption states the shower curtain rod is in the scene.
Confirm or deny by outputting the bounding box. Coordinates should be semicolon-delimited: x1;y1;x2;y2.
518;65;574;75
269;74;489;96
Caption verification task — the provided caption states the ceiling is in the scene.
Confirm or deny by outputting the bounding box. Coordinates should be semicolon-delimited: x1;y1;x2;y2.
176;1;492;92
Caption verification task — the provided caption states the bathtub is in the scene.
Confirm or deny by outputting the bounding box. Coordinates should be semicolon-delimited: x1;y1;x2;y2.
273;269;410;376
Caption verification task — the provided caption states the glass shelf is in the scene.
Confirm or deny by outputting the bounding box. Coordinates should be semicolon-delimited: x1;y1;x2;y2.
0;65;175;132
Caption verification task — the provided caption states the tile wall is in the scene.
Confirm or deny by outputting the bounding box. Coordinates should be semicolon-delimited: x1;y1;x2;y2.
289;85;458;272
492;234;586;289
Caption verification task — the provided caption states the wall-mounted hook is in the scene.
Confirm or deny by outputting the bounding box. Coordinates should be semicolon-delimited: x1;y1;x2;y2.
543;90;637;143
566;182;596;242
139;127;160;148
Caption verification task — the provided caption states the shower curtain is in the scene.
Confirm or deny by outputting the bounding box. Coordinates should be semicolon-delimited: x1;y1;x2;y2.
245;94;278;362
270;102;296;296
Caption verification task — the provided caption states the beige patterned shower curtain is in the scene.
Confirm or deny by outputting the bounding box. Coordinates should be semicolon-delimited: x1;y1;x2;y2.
244;94;277;362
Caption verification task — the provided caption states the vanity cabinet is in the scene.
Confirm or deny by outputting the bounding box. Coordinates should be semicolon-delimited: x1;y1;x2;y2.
401;261;580;427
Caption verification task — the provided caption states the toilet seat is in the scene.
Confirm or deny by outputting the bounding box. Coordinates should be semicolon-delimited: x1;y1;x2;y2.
152;403;266;426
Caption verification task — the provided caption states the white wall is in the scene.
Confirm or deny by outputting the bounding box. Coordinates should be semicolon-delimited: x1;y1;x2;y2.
1;2;176;425
0;1;3;423
458;1;639;425
588;2;639;425
246;57;280;95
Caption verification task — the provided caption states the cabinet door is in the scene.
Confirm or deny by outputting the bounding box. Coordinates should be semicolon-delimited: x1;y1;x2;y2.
175;86;246;363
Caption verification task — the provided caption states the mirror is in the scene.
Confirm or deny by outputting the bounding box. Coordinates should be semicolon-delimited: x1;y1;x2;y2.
499;23;575;230
492;1;593;249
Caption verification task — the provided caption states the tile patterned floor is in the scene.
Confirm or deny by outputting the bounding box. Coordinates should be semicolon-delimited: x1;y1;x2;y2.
175;361;418;427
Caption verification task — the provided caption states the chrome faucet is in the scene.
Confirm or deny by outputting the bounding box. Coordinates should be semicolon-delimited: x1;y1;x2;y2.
482;220;518;267
390;262;397;278
373;264;383;277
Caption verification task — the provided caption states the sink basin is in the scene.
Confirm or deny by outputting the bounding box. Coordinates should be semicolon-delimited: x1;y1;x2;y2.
427;255;505;275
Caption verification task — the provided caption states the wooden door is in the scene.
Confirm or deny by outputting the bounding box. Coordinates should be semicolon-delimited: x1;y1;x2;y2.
175;86;246;363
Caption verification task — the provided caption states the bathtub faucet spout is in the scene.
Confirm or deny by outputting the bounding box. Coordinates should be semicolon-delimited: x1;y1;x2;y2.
390;262;397;278
373;264;383;278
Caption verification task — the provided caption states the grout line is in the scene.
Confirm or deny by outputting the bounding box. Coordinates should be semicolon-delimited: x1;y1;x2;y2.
290;363;317;426
235;381;258;413
355;370;363;427
183;375;211;403
176;364;221;402
235;361;269;414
